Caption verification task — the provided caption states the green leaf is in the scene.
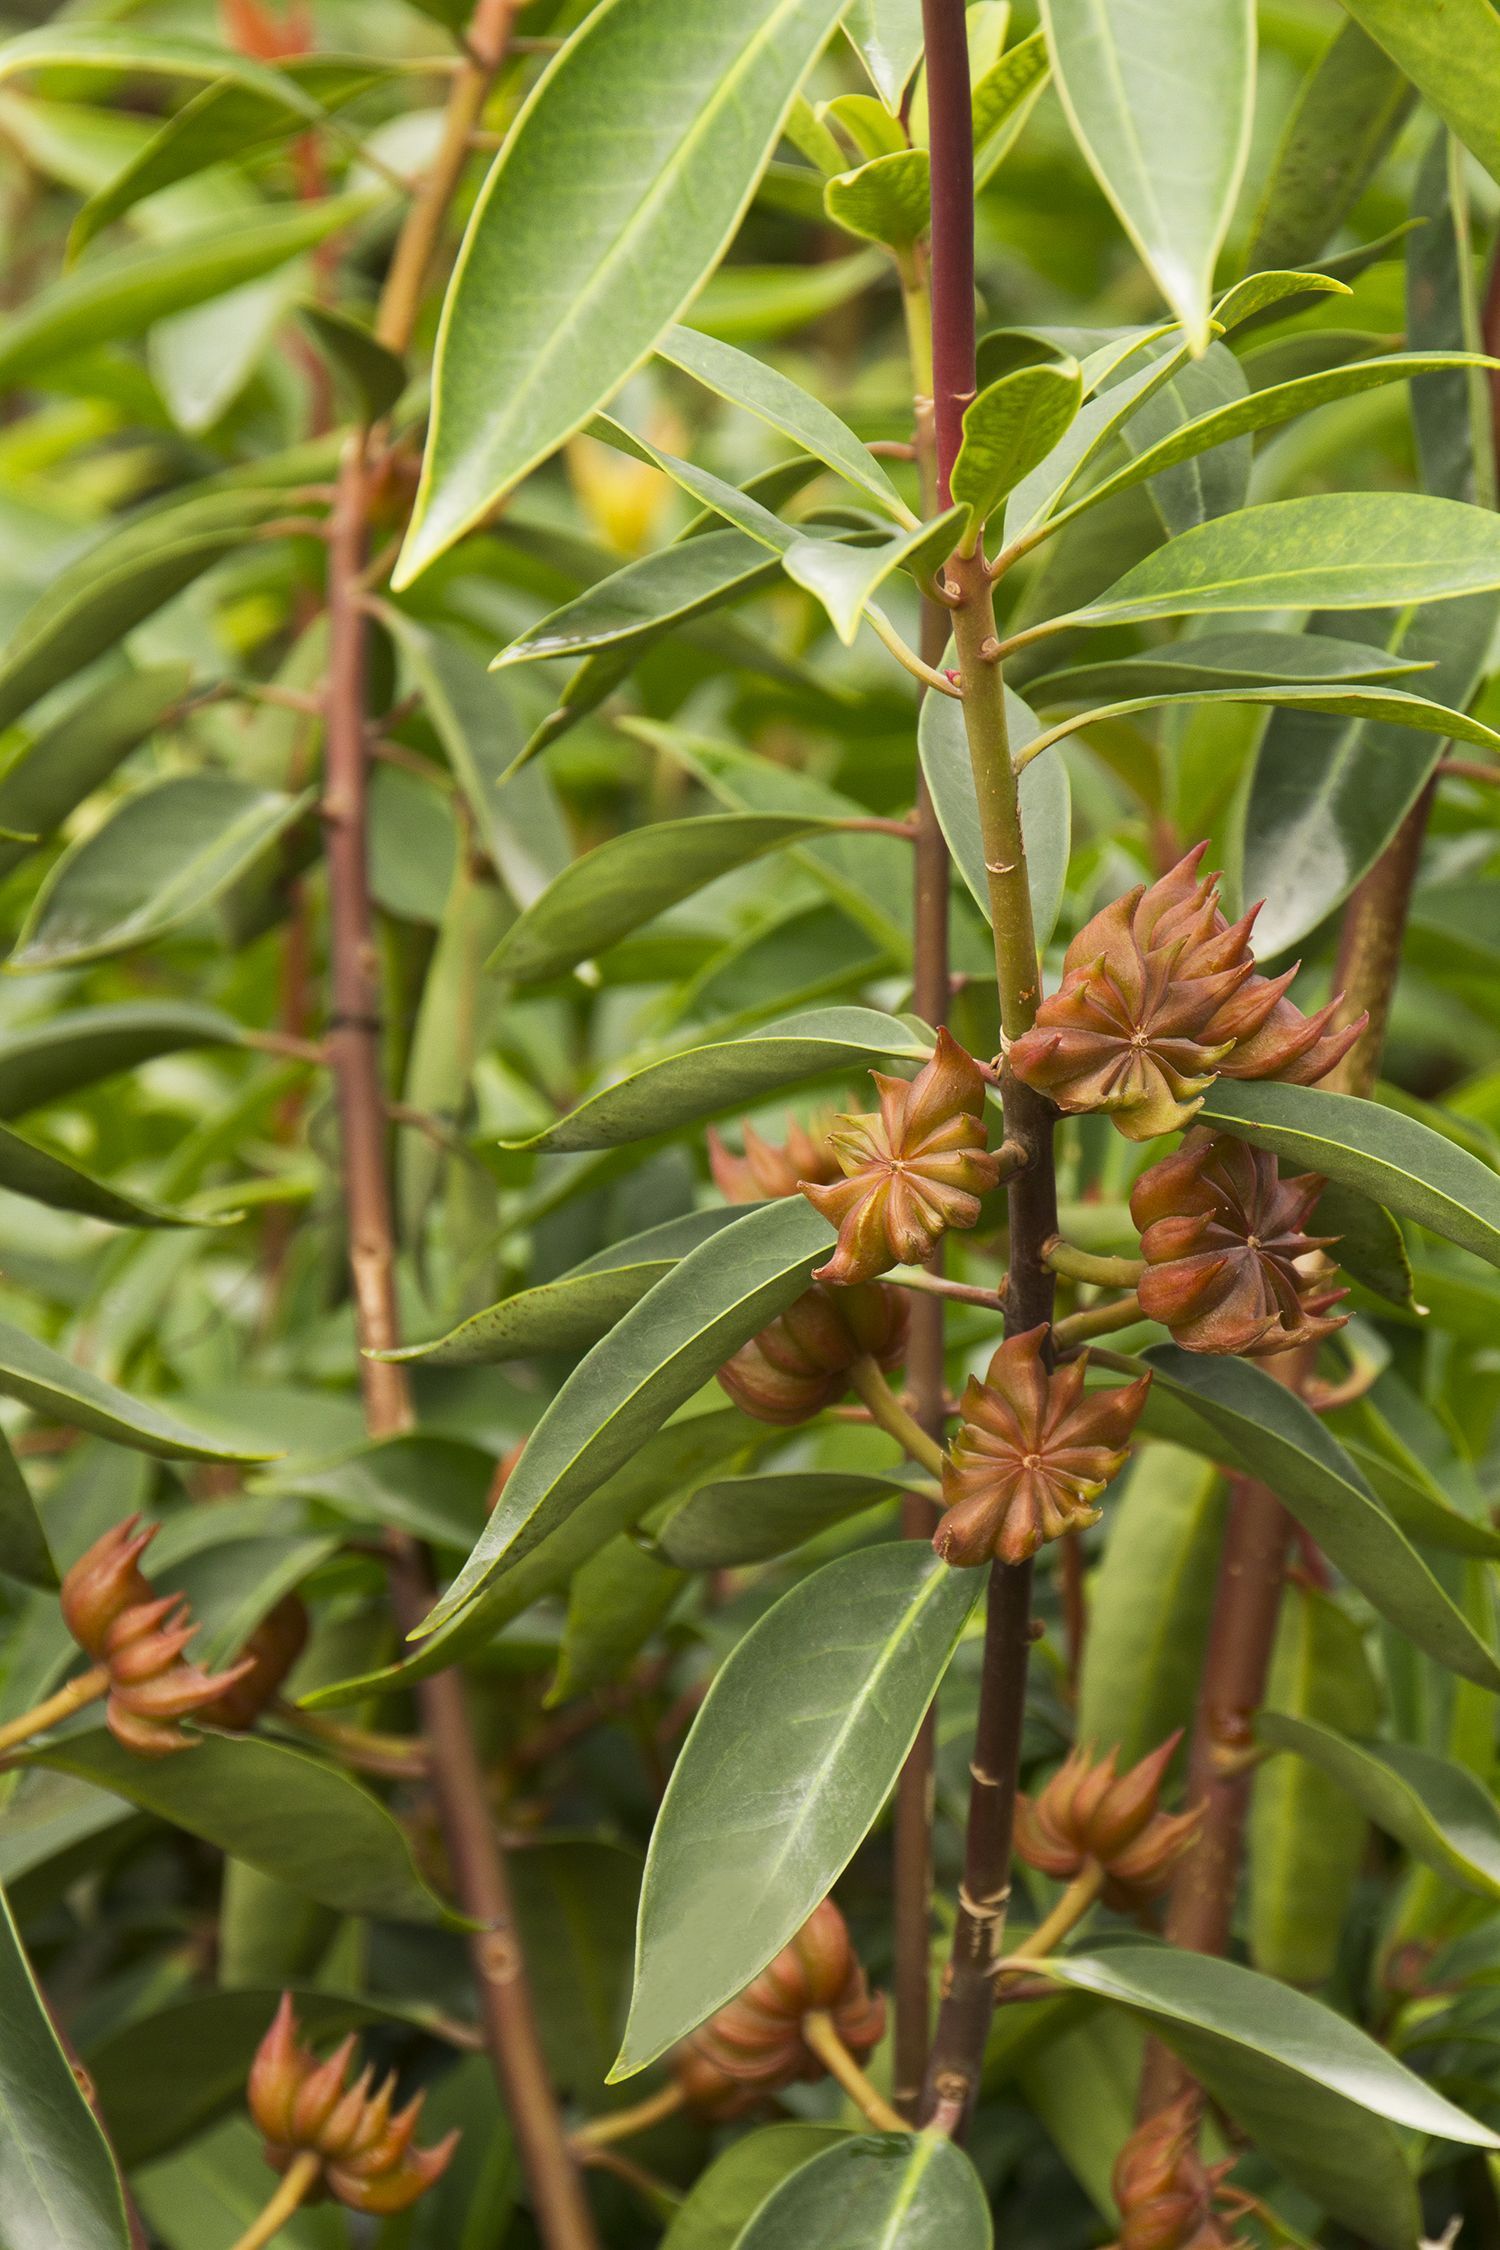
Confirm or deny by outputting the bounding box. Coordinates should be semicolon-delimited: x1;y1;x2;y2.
398;0;855;582
843;0;924;110
553;1535;685;1702
1260;1713;1500;1904
1196;1081;1500;1270
657;326;912;520
0;1002;240;1119
0;26;315;101
691;251;885;343
1316;1180;1417;1311
503;1006;931;1155
952;360;1083;548
919;683;1072;948
295;301;407;423
662;2124;850;2250
1337;1417;1500;1563
0;1432;56;1591
11;774;311;971
824;149;931;250
1244;21;1414;272
0;1878;133;2247
1022;680;1500;770
25;1730;459;1924
394;1210;753;1368
658;1468;910;1569
1338;0;1500;188
0;664;191;880
1138;1345;1500;1692
0;1318;274;1462
736;2133;993;2249
1052;493;1500;637
417;1200;836;1635
1406;131;1494;509
489;814;846;986
972;32;1052;188
1038;0;1254;349
498;529;782;674
257;1435;492;1550
1037;1945;1496;2247
1027;628;1428;707
781;508;965;645
1001;343;1196;539
0;1120;228;1230
614;1543;981;2076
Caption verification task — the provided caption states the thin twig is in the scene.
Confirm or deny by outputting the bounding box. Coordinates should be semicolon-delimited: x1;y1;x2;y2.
802;2011;911;2133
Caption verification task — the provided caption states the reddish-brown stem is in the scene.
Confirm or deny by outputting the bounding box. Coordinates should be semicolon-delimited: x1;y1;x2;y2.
921;0;976;505
1324;780;1434;1101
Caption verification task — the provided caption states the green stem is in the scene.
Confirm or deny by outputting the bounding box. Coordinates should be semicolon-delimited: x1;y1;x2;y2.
1005;1861;1105;1963
1051;1291;1142;1349
1045;1241;1145;1289
0;1665;107;1757
849;1357;949;1480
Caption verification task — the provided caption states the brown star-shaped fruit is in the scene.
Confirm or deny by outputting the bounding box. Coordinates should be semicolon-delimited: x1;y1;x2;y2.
1014;1735;1202;1912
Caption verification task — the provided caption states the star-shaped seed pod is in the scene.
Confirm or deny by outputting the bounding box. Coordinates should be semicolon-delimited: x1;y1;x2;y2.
707;1109;842;1201
1014;1736;1202;1912
1132;1131;1348;1358
800;1029;1004;1284
717;1280;909;1425
1108;2095;1246;2250
195;1596;309;1732
934;1326;1151;1567
249;1994;459;2216
1007;845;1364;1142
59;1518;256;1757
672;1900;886;2120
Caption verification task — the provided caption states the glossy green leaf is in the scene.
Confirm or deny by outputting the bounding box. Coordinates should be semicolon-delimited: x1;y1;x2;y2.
0;1318;273;1461
1316;1180;1416;1310
1407;131;1495;509
1209;267;1353;332
0;1002;240;1119
1261;1714;1500;1904
736;2132;993;2249
614;1542;981;2076
1024;680;1500;770
26;1729;458;1924
691;251;885;342
1338;1422;1500;1562
0;1878;133;2247
1339;0;1500;187
497;529;781;670
399;0;855;581
0;1120;228;1230
1108;341;1249;538
489;815;844;986
658;327;911;520
0;664;190;880
781;508;964;645
972;32;1051;188
1038;1945;1496;2247
952;360;1083;548
1002;344;1195;539
395;1209;751;1368
504;1007;930;1154
0;26;312;101
1137;1344;1500;1691
0;1432;56;1591
1244;21;1413;272
11;774;311;971
417;1199;835;1634
552;1534;685;1702
919;682;1072;947
658;1468;910;1569
824;149;931;250
662;2124;849;2250
1038;0;1254;349
843;0;923;109
1027;629;1427;707
1197;1081;1500;1270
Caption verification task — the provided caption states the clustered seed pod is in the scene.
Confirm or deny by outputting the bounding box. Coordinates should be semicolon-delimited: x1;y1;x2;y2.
59;1518;255;1757
1132;1132;1347;1358
801;1029;1004;1285
673;1899;886;2120
1108;2095;1245;2250
708;1110;842;1202
196;1596;309;1732
934;1326;1151;1567
1014;1737;1202;1911
717;1281;909;1425
1007;845;1363;1142
249;1994;458;2216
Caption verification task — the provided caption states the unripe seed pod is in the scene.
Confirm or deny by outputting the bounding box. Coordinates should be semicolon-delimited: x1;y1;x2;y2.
718;1281;908;1426
708;1110;842;1202
1014;1736;1202;1911
1109;2096;1244;2249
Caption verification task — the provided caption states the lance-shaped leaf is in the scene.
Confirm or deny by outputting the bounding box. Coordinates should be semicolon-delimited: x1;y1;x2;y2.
1244;20;1414;273
504;1007;931;1154
0;1432;56;1590
390;1209;751;1367
1406;131;1494;509
1338;0;1500;188
0;1121;230;1230
661;2124;849;2250
26;1730;459;1925
0;1319;273;1462
1038;0;1255;350
738;2132;994;2249
1001;344;1196;539
0;1001;240;1119
781;509;964;644
1338;1426;1500;1563
613;1542;981;2077
919;682;1071;947
497;529;782;671
1043;492;1500;639
399;0;856;581
1137;1346;1500;1692
1316;1181;1417;1312
843;0;924;109
1027;629;1428;707
0;664;191;881
972;32;1052;190
657;325;911;519
415;1199;835;1635
1037;1945;1498;2249
0;24;317;100
1261;1714;1500;1904
1015;681;1500;772
824;148;931;250
1197;1082;1500;1271
11;774;311;971
488;814;847;986
951;360;1083;550
658;1467;911;1569
0;1878;133;2248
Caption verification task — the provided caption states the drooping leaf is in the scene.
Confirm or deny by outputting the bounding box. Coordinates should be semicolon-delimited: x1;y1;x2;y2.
1038;0;1255;349
1027;629;1427;707
497;529;782;671
416;1200;835;1634
11;774;311;971
0;664;191;880
0;1002;241;1119
781;508;964;645
736;2132;994;2249
919;682;1072;947
658;1468;910;1570
399;0;856;581
0;1319;273;1461
951;360;1083;549
1243;20;1414;272
1338;0;1500;188
613;1542;981;2076
1038;1945;1497;2247
503;1007;931;1155
661;2123;850;2250
1137;1345;1500;1691
0;1120;230;1230
824;149;932;250
1197;1081;1500;1271
1262;1713;1500;1906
